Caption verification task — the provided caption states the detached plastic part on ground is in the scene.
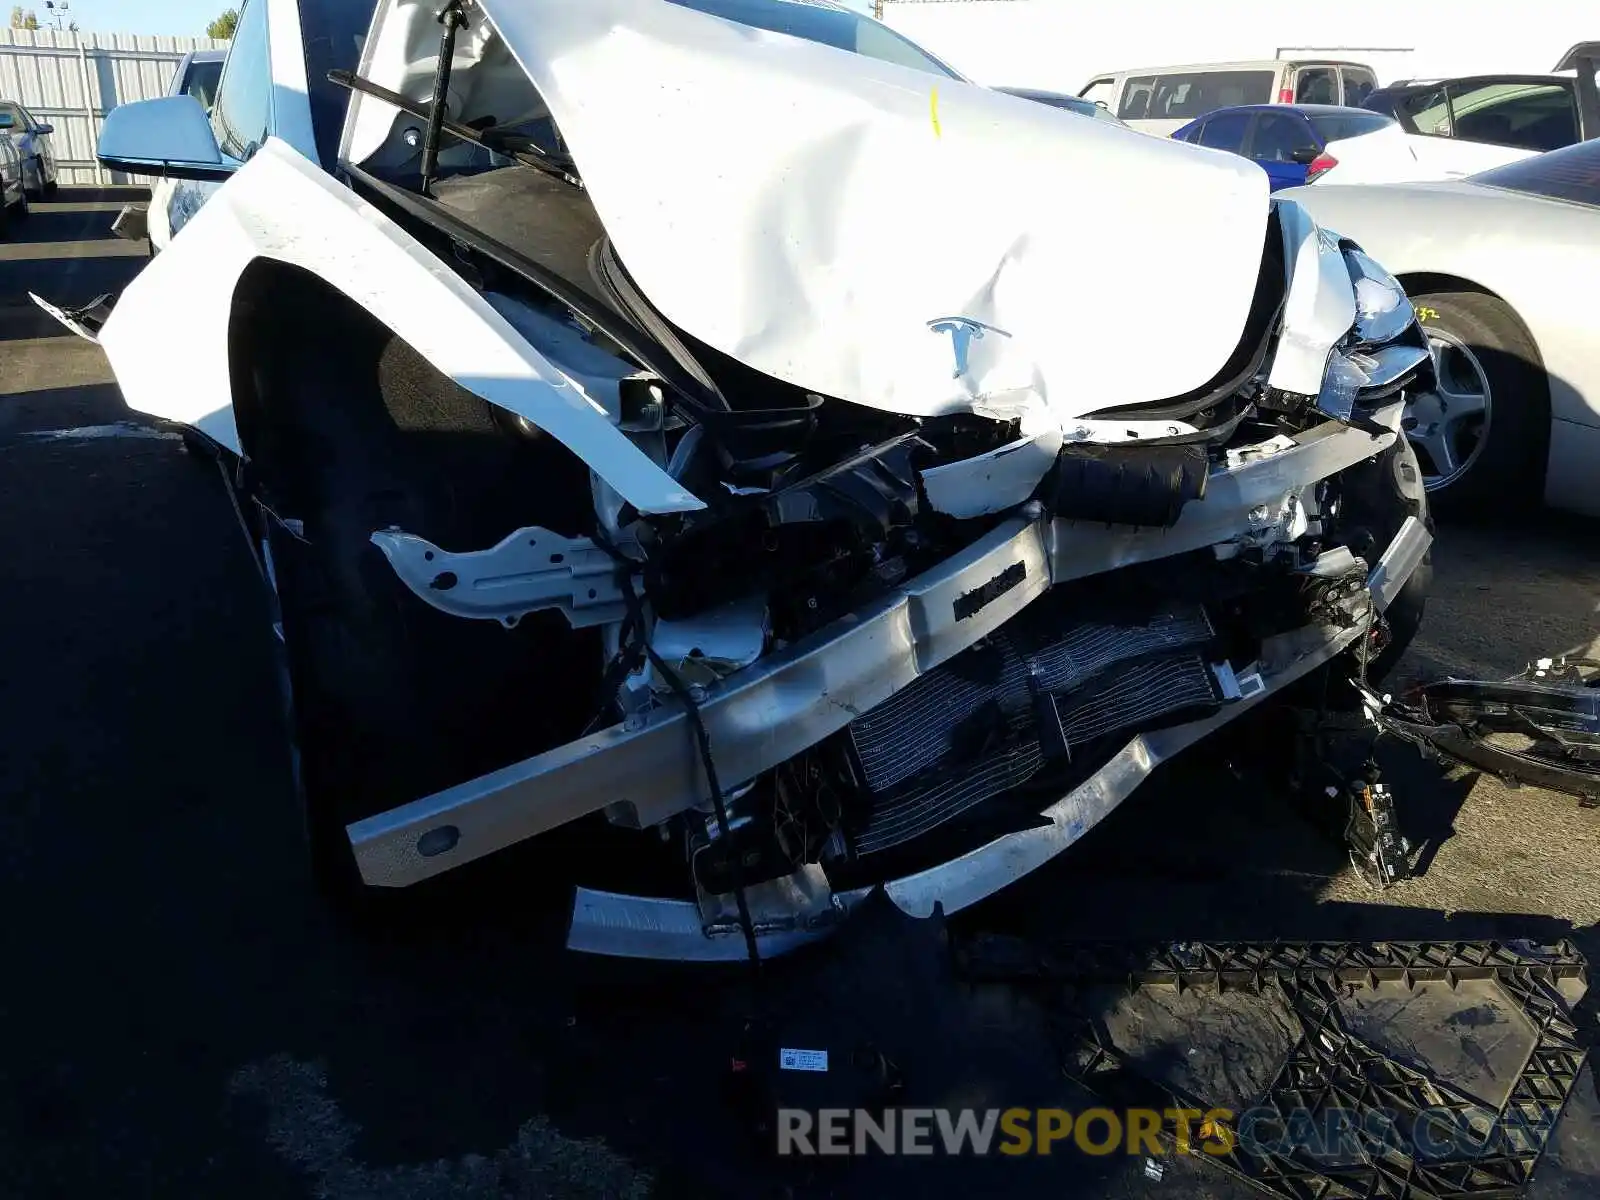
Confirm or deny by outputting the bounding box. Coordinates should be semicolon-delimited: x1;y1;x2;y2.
722;889;1589;1198
1373;657;1600;808
1270;655;1600;893
959;935;1589;1200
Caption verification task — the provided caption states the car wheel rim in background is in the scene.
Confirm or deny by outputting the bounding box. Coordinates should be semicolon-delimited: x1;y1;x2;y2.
1404;327;1492;491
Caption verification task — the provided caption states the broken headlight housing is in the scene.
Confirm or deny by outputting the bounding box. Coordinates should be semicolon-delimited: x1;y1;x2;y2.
1343;247;1413;345
1315;243;1430;423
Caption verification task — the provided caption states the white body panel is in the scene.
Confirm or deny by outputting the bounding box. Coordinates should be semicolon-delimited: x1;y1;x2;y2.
96;139;704;516
438;0;1273;428
1283;176;1600;516
1402;134;1537;180
1314;126;1422;186
1312;124;1525;187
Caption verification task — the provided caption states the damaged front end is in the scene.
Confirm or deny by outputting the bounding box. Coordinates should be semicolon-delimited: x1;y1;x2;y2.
295;0;1439;959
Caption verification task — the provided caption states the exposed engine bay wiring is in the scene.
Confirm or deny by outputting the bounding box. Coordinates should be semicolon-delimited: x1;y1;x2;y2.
589;525;763;971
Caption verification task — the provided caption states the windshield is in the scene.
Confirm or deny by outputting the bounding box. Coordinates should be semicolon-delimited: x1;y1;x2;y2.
668;0;962;79
1118;70;1274;121
1307;111;1394;141
1471;138;1600;207
185;59;225;109
998;87;1097;117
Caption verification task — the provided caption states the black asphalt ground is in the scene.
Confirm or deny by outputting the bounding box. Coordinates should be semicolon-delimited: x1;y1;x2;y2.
3;191;1599;1200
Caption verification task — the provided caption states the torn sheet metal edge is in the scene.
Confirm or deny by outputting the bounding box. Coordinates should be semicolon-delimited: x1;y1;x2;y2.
694;862;843;938
650;595;769;688
370;525;626;628
921;428;1063;518
1266;201;1357;397
348;409;1405;891
96;141;705;516
566;535;1414;960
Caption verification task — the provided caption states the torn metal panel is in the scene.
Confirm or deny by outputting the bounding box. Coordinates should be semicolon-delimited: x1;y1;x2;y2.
649;596;770;689
920;427;1063;518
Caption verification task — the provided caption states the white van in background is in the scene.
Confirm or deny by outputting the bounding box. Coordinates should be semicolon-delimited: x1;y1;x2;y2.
1081;59;1379;135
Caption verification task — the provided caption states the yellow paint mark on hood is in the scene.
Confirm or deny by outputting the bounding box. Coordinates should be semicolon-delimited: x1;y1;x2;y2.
931;87;941;138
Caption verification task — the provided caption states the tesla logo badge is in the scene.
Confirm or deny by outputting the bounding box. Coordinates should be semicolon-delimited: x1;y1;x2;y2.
927;317;1010;379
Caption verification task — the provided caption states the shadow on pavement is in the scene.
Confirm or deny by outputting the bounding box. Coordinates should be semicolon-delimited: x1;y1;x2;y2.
0;381;132;429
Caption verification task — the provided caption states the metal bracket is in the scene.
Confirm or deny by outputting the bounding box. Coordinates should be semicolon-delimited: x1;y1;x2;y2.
369;525;627;629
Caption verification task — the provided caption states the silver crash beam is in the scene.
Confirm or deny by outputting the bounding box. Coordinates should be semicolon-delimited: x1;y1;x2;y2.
567;513;1429;960
347;403;1412;900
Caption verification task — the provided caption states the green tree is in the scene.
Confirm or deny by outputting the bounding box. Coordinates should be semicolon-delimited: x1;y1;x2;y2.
206;7;238;39
9;6;41;28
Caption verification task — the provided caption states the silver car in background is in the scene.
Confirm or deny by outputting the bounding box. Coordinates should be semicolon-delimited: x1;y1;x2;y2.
0;126;29;236
0;98;58;198
1283;139;1600;517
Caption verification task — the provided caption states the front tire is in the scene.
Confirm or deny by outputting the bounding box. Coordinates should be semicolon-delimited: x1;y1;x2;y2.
1406;290;1549;513
24;156;44;200
234;281;605;906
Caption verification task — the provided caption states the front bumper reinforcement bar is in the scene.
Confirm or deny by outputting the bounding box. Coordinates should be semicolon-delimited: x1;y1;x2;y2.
567;516;1431;960
348;407;1409;897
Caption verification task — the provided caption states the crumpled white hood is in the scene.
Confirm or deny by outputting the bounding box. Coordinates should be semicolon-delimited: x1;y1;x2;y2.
474;0;1272;426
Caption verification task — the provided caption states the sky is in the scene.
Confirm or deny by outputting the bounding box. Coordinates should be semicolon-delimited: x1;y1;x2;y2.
33;0;884;37
25;0;228;37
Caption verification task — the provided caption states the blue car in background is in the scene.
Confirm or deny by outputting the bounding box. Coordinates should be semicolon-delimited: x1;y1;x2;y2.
1172;103;1420;189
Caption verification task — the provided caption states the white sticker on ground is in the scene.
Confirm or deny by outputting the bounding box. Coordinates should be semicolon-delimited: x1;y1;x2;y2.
779;1048;828;1072
228;1055;651;1200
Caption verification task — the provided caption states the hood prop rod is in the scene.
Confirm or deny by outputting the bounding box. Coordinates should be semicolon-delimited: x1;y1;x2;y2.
420;0;469;198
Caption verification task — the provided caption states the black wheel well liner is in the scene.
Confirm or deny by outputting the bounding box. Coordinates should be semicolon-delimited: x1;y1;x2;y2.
223;257;596;540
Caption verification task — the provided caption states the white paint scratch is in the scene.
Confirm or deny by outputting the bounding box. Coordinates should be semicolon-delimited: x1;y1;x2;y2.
19;422;180;442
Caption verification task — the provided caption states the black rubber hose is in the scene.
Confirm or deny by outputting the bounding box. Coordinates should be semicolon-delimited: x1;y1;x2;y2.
591;528;763;971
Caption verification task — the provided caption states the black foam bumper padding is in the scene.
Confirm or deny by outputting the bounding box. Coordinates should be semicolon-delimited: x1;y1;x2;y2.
1046;442;1209;528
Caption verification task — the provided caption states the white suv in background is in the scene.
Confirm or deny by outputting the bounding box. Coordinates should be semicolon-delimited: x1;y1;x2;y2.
1081;59;1380;136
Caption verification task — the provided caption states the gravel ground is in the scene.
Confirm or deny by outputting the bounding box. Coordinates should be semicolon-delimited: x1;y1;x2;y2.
2;192;1597;1200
